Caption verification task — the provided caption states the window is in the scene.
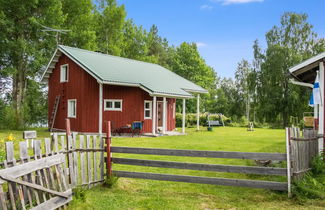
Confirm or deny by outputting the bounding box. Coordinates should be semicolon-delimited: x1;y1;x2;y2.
67;99;77;118
144;100;152;119
60;64;69;82
104;99;122;111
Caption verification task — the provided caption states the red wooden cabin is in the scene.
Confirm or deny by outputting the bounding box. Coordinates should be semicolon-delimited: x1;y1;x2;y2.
41;45;207;135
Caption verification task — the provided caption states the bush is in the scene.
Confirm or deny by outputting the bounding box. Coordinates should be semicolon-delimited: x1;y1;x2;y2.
292;154;325;202
311;152;325;175
73;187;87;202
103;174;119;188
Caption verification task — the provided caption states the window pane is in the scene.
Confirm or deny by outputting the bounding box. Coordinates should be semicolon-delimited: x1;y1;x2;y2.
72;101;76;116
115;101;121;109
145;102;150;109
65;66;68;81
106;101;113;108
145;110;151;117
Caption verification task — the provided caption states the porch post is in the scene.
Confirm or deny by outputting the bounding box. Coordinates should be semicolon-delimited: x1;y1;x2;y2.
319;62;324;153
196;94;200;131
162;97;167;134
152;96;157;135
182;98;186;133
99;82;103;134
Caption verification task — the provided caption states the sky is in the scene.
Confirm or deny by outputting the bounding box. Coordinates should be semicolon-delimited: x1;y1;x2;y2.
118;0;325;78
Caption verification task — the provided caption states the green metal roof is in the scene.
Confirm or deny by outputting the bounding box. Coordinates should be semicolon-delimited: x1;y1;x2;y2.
42;45;208;98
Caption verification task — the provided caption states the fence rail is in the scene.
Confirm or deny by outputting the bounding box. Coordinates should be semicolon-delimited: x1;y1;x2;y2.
110;146;288;191
112;157;287;176
111;147;287;160
113;171;288;191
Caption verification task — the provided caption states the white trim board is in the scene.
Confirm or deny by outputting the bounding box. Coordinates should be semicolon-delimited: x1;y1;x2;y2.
289;52;325;73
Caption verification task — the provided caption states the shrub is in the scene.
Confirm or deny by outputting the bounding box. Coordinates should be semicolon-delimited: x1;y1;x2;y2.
73;187;87;202
311;152;325;175
292;154;325;202
103;174;119;188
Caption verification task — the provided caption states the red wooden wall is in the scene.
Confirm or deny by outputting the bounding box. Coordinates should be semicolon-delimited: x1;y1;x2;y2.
48;54;176;133
48;54;99;132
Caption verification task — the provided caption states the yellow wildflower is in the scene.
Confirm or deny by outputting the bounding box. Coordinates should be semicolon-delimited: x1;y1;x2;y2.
7;133;15;141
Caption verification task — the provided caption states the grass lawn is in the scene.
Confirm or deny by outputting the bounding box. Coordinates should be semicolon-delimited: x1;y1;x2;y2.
1;127;324;209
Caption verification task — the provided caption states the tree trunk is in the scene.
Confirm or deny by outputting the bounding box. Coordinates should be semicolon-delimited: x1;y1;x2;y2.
12;66;27;128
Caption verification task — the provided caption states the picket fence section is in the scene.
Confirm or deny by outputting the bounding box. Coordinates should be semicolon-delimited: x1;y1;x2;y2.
286;128;318;181
0;133;106;209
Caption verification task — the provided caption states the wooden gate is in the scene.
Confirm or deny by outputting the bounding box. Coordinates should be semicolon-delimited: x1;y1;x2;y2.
0;141;72;210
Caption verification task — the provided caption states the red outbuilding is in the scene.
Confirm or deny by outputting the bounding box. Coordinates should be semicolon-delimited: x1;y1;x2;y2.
41;45;207;135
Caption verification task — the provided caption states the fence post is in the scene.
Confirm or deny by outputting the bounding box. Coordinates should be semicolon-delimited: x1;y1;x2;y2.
285;127;292;198
106;121;112;177
65;118;75;186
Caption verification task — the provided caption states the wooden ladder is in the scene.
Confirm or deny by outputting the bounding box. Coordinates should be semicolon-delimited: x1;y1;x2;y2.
49;95;60;131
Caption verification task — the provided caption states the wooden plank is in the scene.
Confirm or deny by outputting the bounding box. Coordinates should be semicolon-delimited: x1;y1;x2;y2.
80;136;86;185
99;135;104;181
4;160;17;210
0;175;69;199
5;142;24;210
45;138;57;190
19;141;34;207
30;190;72;210
33;140;47;202
86;135;92;188
34;140;52;200
72;133;78;185
67;135;75;187
111;147;287;161
23;131;37;139
112;158;287;176
113;171;288;191
0;154;66;184
53;133;59;154
0;185;7;210
285;128;291;197
291;137;318;141
93;135;97;182
60;136;65;153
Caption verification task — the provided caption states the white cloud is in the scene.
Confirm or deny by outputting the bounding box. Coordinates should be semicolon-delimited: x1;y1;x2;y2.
196;42;207;47
200;4;213;10
211;0;264;5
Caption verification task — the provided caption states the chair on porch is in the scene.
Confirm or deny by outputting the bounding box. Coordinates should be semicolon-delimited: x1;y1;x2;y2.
131;121;143;137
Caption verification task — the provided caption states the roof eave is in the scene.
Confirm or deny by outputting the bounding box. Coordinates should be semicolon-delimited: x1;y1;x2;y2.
183;88;208;94
40;49;62;83
289;52;325;75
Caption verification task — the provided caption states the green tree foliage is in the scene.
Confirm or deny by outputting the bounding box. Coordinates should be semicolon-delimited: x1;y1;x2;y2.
61;0;97;50
95;0;126;55
170;42;217;113
258;12;324;126
0;0;64;128
121;20;149;61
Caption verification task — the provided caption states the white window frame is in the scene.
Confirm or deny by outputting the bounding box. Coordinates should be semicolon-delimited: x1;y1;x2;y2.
67;99;77;118
104;99;123;111
144;100;152;119
60;64;69;83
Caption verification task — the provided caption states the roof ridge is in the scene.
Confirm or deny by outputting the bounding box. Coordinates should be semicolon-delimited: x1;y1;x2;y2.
59;45;161;68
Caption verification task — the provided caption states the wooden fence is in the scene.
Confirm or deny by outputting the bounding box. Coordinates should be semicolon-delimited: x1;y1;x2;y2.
111;147;288;190
0;124;321;209
0;132;106;209
286;127;318;181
